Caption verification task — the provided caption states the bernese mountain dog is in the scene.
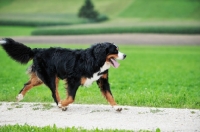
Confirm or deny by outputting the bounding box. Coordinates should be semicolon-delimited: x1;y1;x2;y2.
0;38;126;111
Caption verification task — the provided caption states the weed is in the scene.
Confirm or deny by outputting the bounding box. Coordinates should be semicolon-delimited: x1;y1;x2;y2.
42;103;53;110
138;112;148;114
90;110;101;113
11;102;19;106
15;104;23;108
32;107;40;111
7;108;13;110
150;109;164;114
124;108;129;110
90;109;110;113
31;103;41;107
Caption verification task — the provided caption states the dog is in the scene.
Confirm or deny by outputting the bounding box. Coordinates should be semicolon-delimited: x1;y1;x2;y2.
0;38;126;111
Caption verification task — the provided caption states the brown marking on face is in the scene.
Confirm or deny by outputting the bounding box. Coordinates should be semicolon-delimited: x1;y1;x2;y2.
106;54;118;62
80;77;87;85
61;96;74;107
20;72;43;96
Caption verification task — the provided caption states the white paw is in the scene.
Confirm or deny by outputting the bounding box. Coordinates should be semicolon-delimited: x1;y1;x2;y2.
16;94;23;102
113;105;123;112
58;102;62;108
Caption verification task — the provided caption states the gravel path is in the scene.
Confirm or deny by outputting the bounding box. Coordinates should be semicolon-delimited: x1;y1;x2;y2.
10;34;200;45
0;102;199;131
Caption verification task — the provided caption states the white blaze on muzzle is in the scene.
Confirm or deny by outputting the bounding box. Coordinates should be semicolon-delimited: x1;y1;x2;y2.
117;51;126;60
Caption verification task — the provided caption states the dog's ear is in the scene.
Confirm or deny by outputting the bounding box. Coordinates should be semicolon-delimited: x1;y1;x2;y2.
92;43;109;66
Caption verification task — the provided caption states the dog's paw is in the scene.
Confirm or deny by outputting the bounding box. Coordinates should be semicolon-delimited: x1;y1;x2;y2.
113;105;123;112
61;107;68;111
58;101;68;111
58;101;62;108
16;94;23;102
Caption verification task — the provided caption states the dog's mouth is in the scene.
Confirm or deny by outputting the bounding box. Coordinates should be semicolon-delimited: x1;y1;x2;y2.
109;58;120;68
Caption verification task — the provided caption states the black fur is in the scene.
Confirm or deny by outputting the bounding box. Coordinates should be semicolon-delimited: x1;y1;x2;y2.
1;38;34;64
1;38;125;108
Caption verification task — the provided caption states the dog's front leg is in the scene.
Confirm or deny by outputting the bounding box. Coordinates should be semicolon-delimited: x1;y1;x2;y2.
58;79;80;111
97;73;122;112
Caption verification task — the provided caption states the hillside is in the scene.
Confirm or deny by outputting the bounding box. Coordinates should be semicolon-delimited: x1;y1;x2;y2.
0;0;199;19
0;0;199;35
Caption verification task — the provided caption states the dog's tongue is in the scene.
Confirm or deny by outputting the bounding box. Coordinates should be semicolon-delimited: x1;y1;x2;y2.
110;58;120;68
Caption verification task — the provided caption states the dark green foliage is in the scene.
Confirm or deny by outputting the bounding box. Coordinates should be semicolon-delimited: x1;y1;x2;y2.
78;0;99;21
0;14;88;27
32;25;200;35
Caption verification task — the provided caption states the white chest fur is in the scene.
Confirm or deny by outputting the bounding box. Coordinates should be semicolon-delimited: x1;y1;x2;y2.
83;62;110;87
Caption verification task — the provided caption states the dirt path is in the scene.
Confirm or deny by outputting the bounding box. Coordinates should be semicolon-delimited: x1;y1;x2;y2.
10;34;200;45
0;102;199;131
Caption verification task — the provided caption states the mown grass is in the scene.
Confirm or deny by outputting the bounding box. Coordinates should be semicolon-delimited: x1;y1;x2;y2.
0;45;199;109
0;14;89;27
0;0;199;35
119;0;200;19
0;26;35;36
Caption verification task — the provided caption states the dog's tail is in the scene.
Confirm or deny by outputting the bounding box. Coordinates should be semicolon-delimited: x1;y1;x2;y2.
0;38;34;64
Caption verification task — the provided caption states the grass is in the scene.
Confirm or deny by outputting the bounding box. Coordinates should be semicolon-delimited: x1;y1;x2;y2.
0;14;89;26
0;124;160;132
120;0;200;19
0;45;199;109
0;124;137;132
0;0;199;20
0;0;129;16
0;26;35;36
0;0;199;35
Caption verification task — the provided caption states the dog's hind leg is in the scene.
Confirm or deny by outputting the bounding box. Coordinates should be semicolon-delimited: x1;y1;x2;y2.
49;76;61;105
55;77;61;105
17;72;43;102
36;73;61;105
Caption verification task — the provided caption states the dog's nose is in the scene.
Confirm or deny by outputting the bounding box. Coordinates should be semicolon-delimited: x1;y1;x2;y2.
123;54;126;59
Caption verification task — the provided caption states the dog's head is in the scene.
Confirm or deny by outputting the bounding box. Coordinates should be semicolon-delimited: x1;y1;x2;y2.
92;42;126;68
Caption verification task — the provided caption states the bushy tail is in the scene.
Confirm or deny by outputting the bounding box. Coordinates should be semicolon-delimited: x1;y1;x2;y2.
0;38;34;64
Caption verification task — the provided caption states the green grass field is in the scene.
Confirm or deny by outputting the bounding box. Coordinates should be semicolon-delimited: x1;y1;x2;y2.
0;26;34;36
0;45;199;109
0;0;199;36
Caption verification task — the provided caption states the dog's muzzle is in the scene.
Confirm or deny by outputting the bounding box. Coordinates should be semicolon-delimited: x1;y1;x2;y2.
117;52;126;60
